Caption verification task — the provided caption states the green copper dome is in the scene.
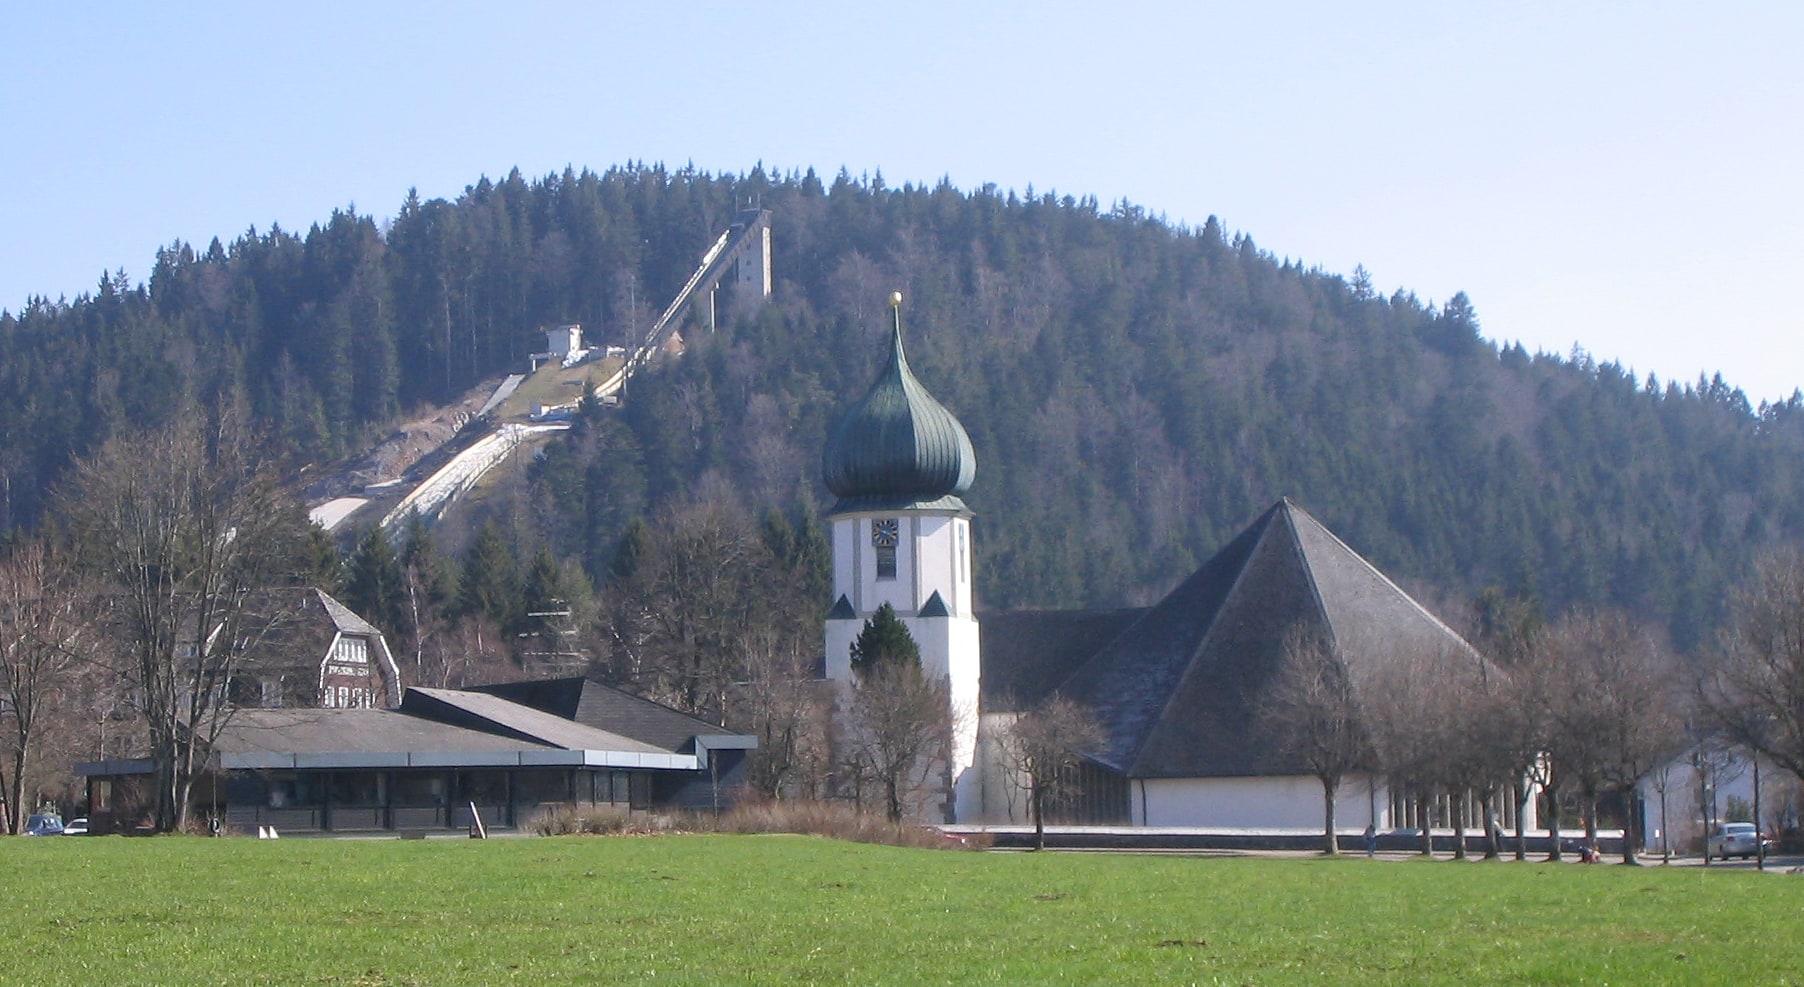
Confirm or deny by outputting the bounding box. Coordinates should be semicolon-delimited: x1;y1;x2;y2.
823;300;976;514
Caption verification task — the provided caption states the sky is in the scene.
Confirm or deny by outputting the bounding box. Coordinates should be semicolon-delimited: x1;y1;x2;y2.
4;2;1801;403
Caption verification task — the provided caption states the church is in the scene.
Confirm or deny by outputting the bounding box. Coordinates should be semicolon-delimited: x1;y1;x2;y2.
819;294;1515;834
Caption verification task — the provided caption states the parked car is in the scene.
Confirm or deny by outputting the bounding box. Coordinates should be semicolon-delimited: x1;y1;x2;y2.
63;817;89;836
1707;822;1762;860
22;813;65;836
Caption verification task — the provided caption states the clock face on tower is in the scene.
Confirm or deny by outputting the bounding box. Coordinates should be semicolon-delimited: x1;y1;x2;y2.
871;518;899;548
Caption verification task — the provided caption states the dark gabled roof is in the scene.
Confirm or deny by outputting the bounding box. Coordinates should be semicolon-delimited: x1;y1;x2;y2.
215;707;543;757
978;608;1145;711
821;308;975;515
85;679;756;777
469;677;750;754
403;688;667;754
1054;499;1480;780
205;693;700;772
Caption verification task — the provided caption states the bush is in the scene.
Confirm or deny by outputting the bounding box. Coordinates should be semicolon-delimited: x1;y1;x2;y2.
528;798;987;849
527;805;666;836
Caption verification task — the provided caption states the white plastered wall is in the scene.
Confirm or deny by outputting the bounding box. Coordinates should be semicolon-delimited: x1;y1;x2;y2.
824;509;981;821
1132;775;1393;831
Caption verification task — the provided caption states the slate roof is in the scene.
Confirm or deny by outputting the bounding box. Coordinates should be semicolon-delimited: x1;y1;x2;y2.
821;308;976;515
215;707;542;757
315;589;384;636
403;688;667;754
125;680;761;775
1048;498;1481;779
469;677;755;754
978;608;1145;711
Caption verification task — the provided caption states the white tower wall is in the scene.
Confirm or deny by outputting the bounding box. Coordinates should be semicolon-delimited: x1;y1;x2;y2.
736;225;772;296
824;508;981;821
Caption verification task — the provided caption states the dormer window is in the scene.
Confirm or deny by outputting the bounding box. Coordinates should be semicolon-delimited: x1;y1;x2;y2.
331;636;369;665
872;518;899;579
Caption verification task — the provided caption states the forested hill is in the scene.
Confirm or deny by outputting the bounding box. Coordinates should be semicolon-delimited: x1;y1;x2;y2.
4;163;1803;653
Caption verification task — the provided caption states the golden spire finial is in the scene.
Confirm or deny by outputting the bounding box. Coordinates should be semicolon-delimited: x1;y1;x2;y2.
889;290;903;308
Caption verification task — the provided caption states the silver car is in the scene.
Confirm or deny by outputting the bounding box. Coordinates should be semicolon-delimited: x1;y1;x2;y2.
1707;822;1761;860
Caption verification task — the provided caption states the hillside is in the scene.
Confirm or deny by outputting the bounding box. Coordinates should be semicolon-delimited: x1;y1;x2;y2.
4;164;1802;653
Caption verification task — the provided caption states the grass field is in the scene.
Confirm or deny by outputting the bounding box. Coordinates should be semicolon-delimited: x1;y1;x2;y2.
1;835;1796;986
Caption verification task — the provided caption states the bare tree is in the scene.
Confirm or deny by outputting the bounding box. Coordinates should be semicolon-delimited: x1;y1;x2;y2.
1688;735;1745;865
1542;609;1685;864
1706;548;1804;790
842;656;952;823
0;541;90;832
598;498;773;722
733;627;832;801
1362;644;1455;857
1497;630;1572;860
1259;628;1371;854
1432;652;1525;861
417;614;520;689
59;409;309;832
996;695;1103;850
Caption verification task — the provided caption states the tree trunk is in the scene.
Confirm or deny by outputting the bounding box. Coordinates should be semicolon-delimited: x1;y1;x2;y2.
1621;785;1642;866
1481;791;1500;860
1453;791;1469;860
1514;779;1530;861
1032;785;1046;851
1544;785;1564;861
6;748;26;834
1322;777;1340;855
1752;757;1764;872
1416;793;1434;856
1583;788;1599;859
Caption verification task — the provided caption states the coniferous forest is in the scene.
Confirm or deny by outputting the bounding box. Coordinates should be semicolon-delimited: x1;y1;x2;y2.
5;163;1804;656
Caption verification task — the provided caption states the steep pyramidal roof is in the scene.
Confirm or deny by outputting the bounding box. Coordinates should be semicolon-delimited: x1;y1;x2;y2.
1056;498;1480;779
822;297;975;514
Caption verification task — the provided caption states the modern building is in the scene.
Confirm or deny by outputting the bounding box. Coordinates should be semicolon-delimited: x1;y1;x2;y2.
77;677;755;835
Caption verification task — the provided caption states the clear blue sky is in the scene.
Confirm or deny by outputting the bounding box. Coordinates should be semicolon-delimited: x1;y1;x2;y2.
4;2;1800;402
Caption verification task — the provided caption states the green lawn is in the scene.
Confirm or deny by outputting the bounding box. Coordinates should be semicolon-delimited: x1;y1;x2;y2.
1;835;1794;986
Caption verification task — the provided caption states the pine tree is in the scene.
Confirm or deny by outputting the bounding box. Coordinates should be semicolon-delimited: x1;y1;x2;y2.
457;520;520;629
849;602;919;676
342;524;405;635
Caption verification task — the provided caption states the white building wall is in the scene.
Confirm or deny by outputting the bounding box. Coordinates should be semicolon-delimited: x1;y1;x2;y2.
974;712;1025;822
825;508;981;821
736;225;772;296
1133;775;1393;831
828;512;967;619
824;617;858;681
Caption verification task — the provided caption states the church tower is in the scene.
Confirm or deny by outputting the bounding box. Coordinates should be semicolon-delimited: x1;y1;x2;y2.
821;292;981;821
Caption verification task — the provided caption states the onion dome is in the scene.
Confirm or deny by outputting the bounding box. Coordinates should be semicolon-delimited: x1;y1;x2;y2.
823;293;976;514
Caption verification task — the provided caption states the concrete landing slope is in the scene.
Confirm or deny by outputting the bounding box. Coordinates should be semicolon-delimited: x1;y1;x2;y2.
477;374;525;418
309;497;369;532
380;421;567;534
